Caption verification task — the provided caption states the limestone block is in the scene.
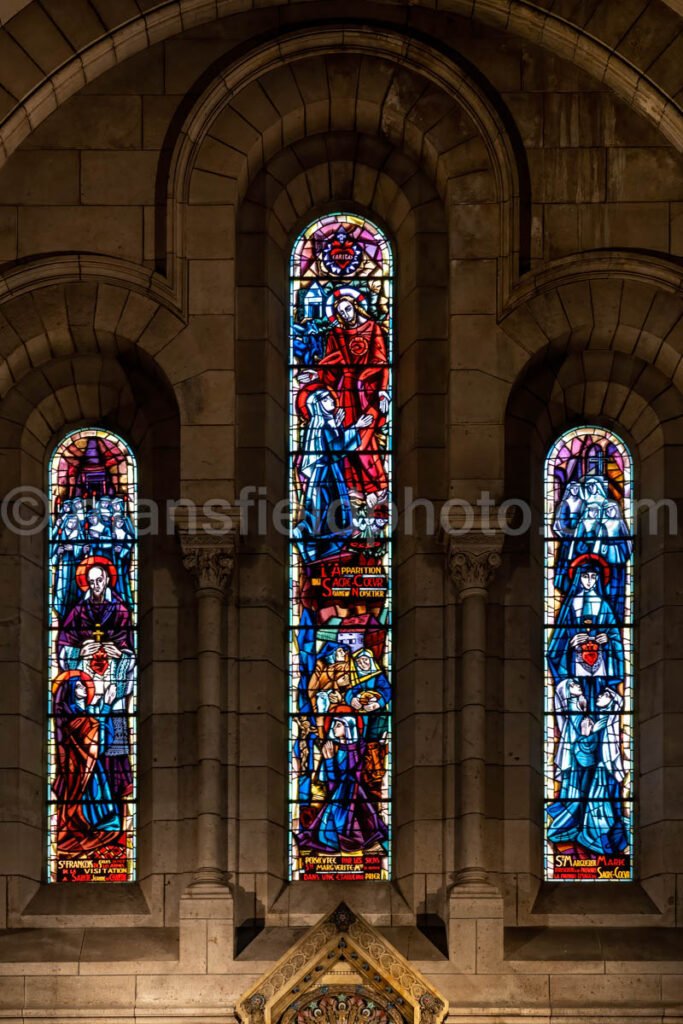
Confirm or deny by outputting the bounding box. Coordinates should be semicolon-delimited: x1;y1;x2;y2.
239;766;285;827
7;4;74;74
0;206;17;260
18;206;142;261
83;45;164;95
181;424;234;481
550;972;661;1008
21;94;141;150
81;150;159;205
543;92;607;148
189;260;235;315
0;150;78;204
450;204;500;259
504;92;543;147
186;205;235;259
608;148;683;202
581;201;671;251
528;148;605;203
0;30;43;97
438;970;548;1007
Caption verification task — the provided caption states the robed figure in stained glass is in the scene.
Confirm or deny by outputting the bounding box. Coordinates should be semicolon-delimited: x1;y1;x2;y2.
544;427;633;882
52;669;123;855
289;215;393;881
293;388;374;563
48;429;137;882
296;711;389;855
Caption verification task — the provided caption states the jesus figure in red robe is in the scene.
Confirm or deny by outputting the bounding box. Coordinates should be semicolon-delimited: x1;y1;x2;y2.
298;296;390;505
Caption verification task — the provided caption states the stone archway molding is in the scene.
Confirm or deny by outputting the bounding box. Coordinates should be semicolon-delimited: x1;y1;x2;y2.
237;904;448;1024
166;23;524;305
0;253;187;398
0;0;681;170
504;250;683;317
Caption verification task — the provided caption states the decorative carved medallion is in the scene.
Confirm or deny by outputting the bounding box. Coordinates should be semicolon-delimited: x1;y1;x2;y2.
283;990;398;1024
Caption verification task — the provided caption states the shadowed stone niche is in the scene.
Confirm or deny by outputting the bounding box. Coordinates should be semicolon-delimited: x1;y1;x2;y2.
237;904;447;1024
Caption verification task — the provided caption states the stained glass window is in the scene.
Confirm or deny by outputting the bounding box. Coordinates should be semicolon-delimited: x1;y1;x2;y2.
544;426;634;881
288;214;393;880
48;428;137;882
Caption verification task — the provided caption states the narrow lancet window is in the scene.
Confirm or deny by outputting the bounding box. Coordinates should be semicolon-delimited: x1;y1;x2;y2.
544;426;634;881
288;214;393;880
48;428;137;881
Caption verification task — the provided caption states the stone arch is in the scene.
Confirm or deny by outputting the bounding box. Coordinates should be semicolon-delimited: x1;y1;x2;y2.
0;268;187;924
495;324;683;922
230;113;452;910
167;25;525;307
0;258;186;396
444;250;683;499
0;0;680;171
237;905;447;1024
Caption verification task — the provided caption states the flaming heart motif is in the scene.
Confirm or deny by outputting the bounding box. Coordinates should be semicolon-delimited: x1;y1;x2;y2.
321;227;362;276
89;647;110;677
580;640;600;667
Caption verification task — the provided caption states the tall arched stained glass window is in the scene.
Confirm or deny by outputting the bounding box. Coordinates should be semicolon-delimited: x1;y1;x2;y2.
544;427;634;881
288;214;393;881
48;429;137;882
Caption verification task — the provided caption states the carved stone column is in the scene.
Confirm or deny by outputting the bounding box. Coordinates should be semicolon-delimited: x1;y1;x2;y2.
446;540;502;889
180;531;235;888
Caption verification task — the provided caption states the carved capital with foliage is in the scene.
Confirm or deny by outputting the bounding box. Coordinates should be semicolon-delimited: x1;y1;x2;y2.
446;542;502;596
179;532;236;594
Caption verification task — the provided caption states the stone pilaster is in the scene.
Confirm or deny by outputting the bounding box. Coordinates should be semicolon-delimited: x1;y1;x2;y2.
445;525;505;970
179;530;235;890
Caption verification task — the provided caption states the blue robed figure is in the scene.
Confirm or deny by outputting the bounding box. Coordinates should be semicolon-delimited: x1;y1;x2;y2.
296;711;388;854
293;388;373;564
547;555;624;702
547;683;628;855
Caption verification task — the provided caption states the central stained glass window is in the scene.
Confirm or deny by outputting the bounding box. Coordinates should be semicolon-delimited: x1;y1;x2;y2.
544;426;634;881
288;213;393;880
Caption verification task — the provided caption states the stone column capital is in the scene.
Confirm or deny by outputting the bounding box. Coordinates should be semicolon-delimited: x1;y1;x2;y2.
445;536;503;597
179;531;236;595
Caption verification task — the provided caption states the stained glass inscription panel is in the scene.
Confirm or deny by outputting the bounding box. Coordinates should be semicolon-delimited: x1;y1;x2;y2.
288;214;393;880
48;428;137;882
544;426;634;881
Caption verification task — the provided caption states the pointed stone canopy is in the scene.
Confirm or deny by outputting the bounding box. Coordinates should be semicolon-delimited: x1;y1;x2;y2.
237;904;448;1024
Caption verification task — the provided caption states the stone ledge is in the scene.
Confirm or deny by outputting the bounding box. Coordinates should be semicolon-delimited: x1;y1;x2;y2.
16;881;154;928
0;926;178;964
530;881;663;925
505;926;683;963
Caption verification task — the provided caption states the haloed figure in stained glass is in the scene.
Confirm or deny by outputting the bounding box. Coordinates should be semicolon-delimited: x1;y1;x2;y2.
48;430;137;882
544;428;634;881
289;215;393;881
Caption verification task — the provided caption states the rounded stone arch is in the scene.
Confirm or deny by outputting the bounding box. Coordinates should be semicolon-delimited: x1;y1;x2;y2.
166;24;527;308
0;268;189;924
494;319;683;922
0;0;680;170
447;250;683;501
229;112;453;911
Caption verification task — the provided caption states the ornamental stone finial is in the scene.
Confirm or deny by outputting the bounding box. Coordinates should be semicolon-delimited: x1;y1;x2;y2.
179;531;236;594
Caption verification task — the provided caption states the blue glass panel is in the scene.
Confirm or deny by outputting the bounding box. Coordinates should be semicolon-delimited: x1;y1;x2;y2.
289;214;393;880
544;426;633;881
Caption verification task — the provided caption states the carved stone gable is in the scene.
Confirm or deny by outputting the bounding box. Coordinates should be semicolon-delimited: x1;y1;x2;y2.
237;905;447;1024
